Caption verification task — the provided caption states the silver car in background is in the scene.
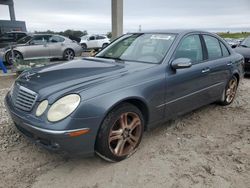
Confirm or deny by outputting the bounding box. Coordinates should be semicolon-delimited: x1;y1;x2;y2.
0;34;83;65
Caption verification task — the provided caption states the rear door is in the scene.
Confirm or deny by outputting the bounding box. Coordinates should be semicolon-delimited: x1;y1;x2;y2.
47;35;65;57
164;34;214;118
201;34;231;100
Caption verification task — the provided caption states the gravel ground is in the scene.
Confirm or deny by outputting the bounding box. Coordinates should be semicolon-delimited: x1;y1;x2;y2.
0;76;249;188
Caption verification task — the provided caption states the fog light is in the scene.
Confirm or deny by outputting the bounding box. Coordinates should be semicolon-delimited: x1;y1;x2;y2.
36;100;49;117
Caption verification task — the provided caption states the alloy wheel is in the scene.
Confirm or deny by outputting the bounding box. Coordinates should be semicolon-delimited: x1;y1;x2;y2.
108;112;142;157
65;50;74;60
225;78;237;103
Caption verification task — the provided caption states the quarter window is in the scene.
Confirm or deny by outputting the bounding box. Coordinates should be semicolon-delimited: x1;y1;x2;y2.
174;35;203;63
220;42;230;57
203;35;222;59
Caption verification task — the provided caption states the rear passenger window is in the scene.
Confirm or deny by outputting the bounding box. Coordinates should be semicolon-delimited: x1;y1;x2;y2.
220;42;230;57
174;35;203;63
203;35;222;59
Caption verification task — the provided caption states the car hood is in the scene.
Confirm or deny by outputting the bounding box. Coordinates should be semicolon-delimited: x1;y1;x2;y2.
234;47;250;57
16;57;155;101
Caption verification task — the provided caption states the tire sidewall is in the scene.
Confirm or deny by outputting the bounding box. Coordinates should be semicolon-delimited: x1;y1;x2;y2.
63;49;75;60
96;103;144;162
6;51;23;65
221;76;238;105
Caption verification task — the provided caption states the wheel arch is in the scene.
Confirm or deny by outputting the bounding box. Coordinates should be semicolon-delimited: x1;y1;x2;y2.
94;96;150;150
64;48;75;55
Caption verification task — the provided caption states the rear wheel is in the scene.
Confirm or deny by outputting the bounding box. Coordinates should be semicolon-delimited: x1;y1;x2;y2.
63;49;75;60
6;51;23;65
220;76;238;106
95;103;144;162
81;43;87;51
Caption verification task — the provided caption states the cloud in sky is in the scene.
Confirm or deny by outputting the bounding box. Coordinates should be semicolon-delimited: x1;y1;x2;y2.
0;0;250;33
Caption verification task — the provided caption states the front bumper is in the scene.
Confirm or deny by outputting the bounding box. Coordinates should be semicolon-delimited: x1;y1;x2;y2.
4;93;101;156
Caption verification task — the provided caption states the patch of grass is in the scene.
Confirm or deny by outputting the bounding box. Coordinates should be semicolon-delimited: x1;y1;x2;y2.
217;32;250;39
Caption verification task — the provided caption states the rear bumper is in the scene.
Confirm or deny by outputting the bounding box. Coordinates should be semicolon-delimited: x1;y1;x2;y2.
4;93;101;156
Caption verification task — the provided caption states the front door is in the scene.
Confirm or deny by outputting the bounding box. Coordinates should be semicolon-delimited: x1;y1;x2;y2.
24;35;50;59
164;34;213;119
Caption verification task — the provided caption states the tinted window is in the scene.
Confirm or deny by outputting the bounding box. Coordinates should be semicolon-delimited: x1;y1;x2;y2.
17;36;32;44
49;36;65;43
203;35;222;59
174;35;203;63
241;37;250;47
220;42;230;57
96;35;106;40
16;33;26;40
30;35;50;45
89;36;95;40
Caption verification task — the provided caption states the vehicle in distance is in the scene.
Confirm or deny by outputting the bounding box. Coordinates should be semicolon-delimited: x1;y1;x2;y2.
5;30;244;162
0;31;27;48
80;35;110;50
0;34;83;65
234;36;250;75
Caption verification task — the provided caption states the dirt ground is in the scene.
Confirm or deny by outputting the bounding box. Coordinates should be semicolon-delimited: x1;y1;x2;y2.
0;76;249;188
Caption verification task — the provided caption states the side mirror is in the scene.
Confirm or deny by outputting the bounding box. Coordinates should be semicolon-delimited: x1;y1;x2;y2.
171;58;192;69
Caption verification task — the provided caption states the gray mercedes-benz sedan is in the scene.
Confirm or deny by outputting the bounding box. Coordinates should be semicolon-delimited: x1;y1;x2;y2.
0;34;83;65
5;30;244;162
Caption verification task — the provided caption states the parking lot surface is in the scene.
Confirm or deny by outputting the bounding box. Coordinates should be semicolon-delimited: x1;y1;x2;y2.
0;76;249;188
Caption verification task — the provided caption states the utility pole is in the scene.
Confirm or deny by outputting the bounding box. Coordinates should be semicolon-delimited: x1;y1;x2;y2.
111;0;123;40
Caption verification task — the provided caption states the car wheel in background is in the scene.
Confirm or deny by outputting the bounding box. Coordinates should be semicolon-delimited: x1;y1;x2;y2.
81;43;87;51
220;75;238;106
63;49;75;60
95;103;144;162
5;51;23;66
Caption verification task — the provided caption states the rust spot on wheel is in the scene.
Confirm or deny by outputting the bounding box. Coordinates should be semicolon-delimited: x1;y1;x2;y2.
108;112;142;157
226;78;237;103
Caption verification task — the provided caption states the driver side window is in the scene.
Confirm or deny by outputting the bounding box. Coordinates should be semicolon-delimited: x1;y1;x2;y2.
174;35;203;64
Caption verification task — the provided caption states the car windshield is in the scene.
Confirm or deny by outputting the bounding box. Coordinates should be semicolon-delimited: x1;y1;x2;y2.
240;37;250;48
17;36;32;44
96;33;176;64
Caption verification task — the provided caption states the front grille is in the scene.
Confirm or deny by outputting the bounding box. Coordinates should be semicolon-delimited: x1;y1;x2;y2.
11;84;38;111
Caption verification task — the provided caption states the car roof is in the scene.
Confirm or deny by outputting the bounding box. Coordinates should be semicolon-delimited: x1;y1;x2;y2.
7;31;27;34
133;29;212;35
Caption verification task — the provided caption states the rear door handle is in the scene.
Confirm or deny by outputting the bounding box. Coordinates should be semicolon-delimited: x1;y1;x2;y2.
227;62;232;66
202;68;210;73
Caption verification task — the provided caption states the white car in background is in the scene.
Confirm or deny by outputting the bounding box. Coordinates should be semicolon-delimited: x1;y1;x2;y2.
80;35;110;50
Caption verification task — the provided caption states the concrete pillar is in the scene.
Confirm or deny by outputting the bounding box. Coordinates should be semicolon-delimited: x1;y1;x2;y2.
0;0;16;21
9;3;16;21
112;0;123;40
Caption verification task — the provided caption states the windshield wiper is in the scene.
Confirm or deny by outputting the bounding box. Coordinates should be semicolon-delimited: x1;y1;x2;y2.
96;56;124;61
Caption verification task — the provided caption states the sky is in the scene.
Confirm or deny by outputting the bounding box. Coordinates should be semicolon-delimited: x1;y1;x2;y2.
0;0;250;34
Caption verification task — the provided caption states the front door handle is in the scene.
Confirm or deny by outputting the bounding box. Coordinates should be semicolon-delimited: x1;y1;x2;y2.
227;62;232;66
202;68;210;73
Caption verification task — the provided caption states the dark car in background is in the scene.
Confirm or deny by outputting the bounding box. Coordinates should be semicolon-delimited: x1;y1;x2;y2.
234;36;250;75
0;31;27;48
5;30;244;162
0;34;83;65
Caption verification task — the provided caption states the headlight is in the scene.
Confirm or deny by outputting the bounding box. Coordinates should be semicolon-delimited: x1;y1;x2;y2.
36;100;48;117
47;94;81;122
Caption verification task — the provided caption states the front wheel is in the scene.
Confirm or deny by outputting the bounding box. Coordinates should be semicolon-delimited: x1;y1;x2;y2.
220;76;238;106
63;49;75;60
95;103;144;162
5;51;23;65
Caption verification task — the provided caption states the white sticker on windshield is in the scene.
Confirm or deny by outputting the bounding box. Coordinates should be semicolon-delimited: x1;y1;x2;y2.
150;35;173;40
